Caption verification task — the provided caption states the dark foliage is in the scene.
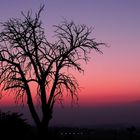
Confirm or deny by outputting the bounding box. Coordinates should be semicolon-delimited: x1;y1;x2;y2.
0;111;30;140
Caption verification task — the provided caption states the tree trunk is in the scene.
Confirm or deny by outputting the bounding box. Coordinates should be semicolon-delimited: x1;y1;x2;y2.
37;109;52;140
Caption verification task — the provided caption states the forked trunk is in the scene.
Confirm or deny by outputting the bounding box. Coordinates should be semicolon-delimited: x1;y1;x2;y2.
30;119;51;140
37;114;52;140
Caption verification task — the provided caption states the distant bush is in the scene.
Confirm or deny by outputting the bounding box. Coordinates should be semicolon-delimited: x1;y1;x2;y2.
0;111;30;140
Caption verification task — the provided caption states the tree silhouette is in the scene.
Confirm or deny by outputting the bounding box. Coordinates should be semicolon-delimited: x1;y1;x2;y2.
0;6;104;136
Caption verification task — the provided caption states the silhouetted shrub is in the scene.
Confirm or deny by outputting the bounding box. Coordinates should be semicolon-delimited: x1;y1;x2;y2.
0;110;30;140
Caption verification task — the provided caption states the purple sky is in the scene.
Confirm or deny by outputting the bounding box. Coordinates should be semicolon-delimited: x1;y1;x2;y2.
0;0;140;127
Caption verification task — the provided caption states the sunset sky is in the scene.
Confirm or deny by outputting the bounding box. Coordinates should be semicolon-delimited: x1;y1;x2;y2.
0;0;140;126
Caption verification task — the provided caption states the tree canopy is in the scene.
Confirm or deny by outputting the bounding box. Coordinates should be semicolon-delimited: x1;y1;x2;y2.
0;6;104;132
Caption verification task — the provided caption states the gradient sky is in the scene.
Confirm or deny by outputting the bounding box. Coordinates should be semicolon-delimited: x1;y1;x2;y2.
0;0;140;126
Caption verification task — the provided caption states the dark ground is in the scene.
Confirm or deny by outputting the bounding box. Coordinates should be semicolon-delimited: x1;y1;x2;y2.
1;125;140;140
27;126;140;140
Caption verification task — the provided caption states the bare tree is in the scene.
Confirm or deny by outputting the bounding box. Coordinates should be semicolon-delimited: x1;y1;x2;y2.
0;6;104;135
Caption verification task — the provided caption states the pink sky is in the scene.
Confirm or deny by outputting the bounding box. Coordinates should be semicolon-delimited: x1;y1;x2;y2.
0;0;140;107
